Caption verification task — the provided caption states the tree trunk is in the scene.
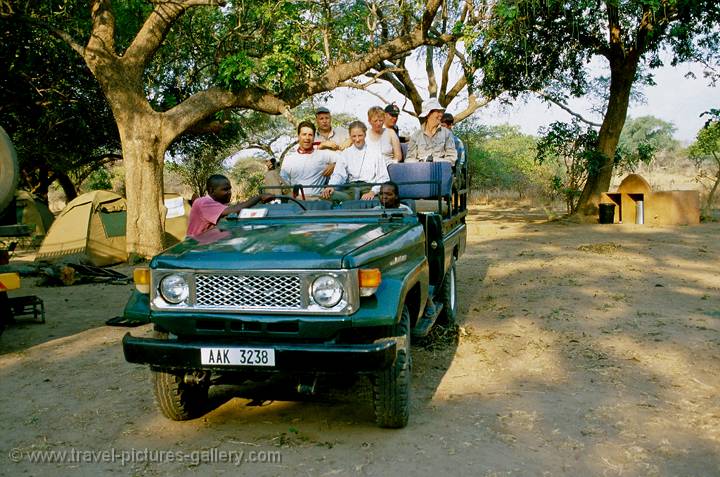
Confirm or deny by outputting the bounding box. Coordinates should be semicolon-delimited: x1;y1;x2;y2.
55;172;78;202
575;60;637;216
117;115;168;259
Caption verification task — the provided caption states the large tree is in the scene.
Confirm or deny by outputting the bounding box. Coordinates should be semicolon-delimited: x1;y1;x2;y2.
12;0;445;257
477;0;720;215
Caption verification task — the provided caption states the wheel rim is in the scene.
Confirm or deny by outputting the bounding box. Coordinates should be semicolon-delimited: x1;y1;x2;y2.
449;266;456;312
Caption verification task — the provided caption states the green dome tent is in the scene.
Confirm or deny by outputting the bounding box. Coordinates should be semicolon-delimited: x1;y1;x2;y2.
15;190;54;238
36;190;127;266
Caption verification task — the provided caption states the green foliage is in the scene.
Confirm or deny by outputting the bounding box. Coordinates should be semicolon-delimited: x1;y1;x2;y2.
619;116;678;153
455;121;548;199
82;167;112;192
166;148;227;199
616;116;679;173
18;0;410;113
688;114;720;213
701;109;720;127
536;121;604;214
477;1;720;99
143;0;376;99
229;160;265;199
689;120;720;160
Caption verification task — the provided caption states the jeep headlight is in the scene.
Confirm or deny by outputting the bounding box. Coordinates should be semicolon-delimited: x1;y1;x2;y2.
311;275;344;308
159;274;189;304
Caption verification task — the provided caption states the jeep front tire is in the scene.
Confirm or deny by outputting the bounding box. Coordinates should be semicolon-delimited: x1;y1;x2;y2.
150;331;209;420
152;369;209;421
372;304;411;428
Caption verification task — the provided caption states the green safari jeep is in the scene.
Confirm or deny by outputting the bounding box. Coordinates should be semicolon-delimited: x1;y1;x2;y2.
122;162;467;428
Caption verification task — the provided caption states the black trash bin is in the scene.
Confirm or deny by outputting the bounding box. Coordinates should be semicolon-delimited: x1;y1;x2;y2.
598;203;615;224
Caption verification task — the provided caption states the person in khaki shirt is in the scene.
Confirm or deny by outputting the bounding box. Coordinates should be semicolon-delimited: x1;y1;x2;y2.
314;106;350;151
406;98;457;165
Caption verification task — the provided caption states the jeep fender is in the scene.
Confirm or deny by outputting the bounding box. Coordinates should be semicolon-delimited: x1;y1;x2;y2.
353;257;428;329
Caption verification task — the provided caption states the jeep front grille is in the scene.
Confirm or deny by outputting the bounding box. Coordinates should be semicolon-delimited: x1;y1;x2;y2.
150;269;359;315
195;274;302;310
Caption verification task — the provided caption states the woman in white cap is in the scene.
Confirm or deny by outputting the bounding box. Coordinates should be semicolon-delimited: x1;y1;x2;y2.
406;98;457;165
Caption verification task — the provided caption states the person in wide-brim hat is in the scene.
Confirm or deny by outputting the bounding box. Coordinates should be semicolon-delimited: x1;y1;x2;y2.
405;98;457;164
418;98;445;118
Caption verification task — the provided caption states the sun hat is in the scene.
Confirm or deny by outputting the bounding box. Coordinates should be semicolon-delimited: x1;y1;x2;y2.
419;98;445;118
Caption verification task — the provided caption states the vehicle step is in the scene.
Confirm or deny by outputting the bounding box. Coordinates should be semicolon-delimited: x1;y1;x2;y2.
412;303;444;338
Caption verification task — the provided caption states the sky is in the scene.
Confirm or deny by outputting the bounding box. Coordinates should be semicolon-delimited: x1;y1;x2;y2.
320;60;717;145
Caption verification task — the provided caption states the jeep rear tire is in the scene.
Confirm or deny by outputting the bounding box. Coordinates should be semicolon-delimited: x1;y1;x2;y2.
372;304;411;428
438;257;458;326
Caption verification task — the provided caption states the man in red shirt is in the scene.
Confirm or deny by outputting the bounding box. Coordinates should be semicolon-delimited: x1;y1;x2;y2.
186;175;272;238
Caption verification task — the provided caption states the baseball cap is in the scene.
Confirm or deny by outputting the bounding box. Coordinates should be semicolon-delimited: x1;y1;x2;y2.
441;112;455;125
315;106;330;114
384;104;400;116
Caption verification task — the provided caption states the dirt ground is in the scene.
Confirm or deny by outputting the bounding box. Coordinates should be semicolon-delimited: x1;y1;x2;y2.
2;205;719;477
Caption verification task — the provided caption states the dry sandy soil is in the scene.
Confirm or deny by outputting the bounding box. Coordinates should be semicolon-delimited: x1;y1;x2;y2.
1;205;719;477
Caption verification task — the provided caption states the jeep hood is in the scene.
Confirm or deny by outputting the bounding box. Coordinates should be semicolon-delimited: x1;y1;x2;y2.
152;221;400;270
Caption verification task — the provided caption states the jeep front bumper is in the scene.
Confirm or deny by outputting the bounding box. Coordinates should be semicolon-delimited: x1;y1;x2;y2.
122;333;396;373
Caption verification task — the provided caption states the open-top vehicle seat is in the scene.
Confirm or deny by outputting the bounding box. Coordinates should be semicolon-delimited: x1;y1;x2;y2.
387;162;452;215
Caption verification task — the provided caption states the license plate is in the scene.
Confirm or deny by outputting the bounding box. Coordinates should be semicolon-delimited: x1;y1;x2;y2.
200;347;275;366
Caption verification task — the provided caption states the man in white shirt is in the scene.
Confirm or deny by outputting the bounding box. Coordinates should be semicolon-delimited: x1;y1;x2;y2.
320;121;389;201
314;106;350;151
281;121;337;199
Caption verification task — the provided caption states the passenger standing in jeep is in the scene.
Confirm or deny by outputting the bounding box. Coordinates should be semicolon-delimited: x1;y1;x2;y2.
320;121;390;202
280;121;338;199
406;98;457;165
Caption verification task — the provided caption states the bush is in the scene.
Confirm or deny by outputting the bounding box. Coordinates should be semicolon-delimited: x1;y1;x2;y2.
82;167;112;191
457;123;551;203
229;158;265;199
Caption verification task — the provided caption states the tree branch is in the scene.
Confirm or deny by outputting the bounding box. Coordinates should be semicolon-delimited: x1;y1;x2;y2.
22;17;86;57
426;46;438;97
281;0;443;102
439;42;457;104
453;93;493;122
165;86;290;138
367;61;410;97
533;90;602;127
338;82;395;105
87;0;116;56
349;66;405;89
